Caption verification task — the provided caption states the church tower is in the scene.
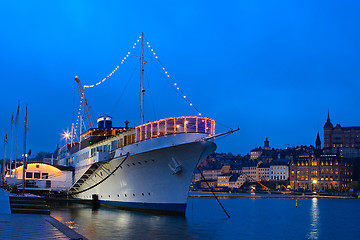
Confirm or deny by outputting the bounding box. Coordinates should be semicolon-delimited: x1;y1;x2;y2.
323;110;334;152
315;132;321;149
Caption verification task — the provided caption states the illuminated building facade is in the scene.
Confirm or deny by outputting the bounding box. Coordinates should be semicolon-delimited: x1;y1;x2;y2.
289;133;354;191
323;111;360;158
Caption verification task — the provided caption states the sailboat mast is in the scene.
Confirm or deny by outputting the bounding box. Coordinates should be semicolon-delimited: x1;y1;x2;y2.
9;114;13;177
22;104;28;193
14;101;20;178
140;32;145;125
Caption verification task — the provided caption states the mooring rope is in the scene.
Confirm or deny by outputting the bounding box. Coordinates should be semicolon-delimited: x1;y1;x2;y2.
197;167;230;218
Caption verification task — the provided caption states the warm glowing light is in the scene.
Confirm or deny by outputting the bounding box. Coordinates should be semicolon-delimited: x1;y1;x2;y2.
62;130;71;140
312;180;317;184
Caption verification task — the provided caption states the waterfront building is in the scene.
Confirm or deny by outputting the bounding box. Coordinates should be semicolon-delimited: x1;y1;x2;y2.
201;166;222;181
258;162;270;181
241;161;270;182
217;174;231;187
241;163;257;182
323;111;360;158
6;163;73;191
289;134;354;191
228;174;246;189
270;160;290;181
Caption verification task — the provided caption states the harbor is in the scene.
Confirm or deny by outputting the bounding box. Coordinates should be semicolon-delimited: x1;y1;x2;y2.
2;1;360;239
1;185;358;240
48;194;359;240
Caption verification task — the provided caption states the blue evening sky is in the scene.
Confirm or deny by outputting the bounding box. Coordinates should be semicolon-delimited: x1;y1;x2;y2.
1;1;360;158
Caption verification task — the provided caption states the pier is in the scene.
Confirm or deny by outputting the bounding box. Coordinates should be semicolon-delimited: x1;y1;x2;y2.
0;188;87;240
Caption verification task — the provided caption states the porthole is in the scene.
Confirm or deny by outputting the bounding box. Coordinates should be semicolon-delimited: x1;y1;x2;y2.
148;192;151;196
120;166;122;169
127;164;130;167
101;195;103;198
152;159;155;162
133;194;135;196
117;194;119;197
142;193;144;196
132;163;135;166
138;162;141;165
125;194;127;197
145;160;148;163
109;195;110;198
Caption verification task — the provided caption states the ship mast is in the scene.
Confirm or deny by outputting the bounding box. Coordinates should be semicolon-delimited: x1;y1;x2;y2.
140;32;145;125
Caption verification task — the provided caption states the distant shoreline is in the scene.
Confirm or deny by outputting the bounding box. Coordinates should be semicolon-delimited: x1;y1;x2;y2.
188;192;356;199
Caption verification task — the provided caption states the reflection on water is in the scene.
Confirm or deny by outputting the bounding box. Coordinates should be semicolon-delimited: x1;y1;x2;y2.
50;202;189;240
49;198;360;240
307;198;320;239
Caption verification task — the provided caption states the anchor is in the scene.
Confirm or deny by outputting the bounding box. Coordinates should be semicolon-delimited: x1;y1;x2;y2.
168;157;182;174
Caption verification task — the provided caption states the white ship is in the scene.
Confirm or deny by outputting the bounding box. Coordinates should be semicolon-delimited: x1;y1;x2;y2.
56;33;232;215
57;115;216;215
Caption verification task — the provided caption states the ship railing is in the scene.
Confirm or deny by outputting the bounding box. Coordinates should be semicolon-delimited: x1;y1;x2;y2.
135;116;215;142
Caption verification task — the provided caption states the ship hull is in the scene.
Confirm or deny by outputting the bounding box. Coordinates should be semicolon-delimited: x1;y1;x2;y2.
73;140;216;215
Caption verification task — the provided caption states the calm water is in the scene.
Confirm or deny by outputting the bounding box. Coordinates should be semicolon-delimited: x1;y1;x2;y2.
50;197;360;240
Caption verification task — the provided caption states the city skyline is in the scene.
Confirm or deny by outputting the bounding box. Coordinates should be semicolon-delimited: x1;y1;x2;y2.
1;1;360;157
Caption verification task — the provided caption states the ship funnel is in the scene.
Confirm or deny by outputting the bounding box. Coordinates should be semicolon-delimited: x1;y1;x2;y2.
97;115;112;129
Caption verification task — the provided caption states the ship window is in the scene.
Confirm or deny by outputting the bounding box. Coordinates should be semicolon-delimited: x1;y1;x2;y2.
145;161;148;163
187;117;197;132
132;163;135;166
206;119;212;134
142;193;144;196
124;136;128;146
152;159;155;162
159;121;165;136
146;125;151;139
175;118;185;133
133;194;135;196
26;172;33;179
127;164;130;167
100;172;103;176
136;128;140;142
140;126;145;141
167;118;175;134
152;122;158;138
198;119;205;133
117;194;119;197
41;173;49;179
138;162;141;165
109;195;110;198
125;194;127;197
148;192;151;195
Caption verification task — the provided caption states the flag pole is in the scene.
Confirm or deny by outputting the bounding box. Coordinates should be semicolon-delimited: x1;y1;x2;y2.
22;104;28;194
9;113;14;178
14;101;20;178
2;135;7;185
